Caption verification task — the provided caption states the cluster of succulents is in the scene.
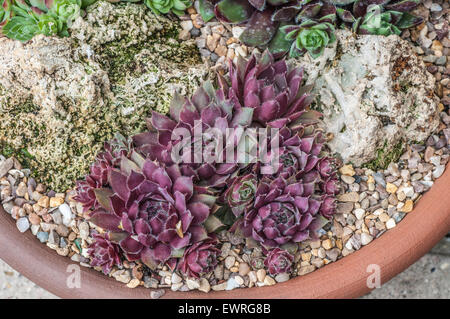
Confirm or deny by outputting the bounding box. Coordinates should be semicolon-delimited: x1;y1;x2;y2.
199;0;423;59
333;0;423;36
79;51;339;278
0;0;83;42
0;0;195;42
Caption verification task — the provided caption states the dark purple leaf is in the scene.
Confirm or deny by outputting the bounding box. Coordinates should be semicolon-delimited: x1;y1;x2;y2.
298;2;322;20
240;9;278;47
266;0;290;5
89;210;121;231
271;5;301;21
330;0;357;5
386;0;420;12
109;169;129;201
353;0;389;18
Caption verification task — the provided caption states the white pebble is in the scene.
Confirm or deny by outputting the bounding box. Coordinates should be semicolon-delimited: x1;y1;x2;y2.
226;278;240;290
361;233;373;245
402;186;414;198
354;208;365;220
171;272;182;284
16;217;30;233
432;165;445;179
59;203;72;226
186;278;200;289
386;218;396;229
224;256;235;269
275;273;290;283
234;275;244;285
180;20;193;32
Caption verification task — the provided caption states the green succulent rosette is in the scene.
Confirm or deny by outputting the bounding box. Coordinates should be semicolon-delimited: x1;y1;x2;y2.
144;0;192;16
1;0;81;42
281;20;336;59
36;11;61;35
50;0;81;25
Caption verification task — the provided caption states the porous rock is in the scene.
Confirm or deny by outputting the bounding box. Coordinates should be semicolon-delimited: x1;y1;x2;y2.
0;2;206;191
295;30;439;166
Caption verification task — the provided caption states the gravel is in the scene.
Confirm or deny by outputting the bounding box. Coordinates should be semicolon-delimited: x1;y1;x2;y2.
0;0;449;294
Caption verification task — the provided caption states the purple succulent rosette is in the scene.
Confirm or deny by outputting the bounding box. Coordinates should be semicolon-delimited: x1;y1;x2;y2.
239;175;330;248
133;80;254;189
264;247;294;275
88;233;122;275
177;237;221;278
77;50;341;277
74;134;131;213
88;158;215;268
223;173;256;217
223;131;339;217
218;50;320;131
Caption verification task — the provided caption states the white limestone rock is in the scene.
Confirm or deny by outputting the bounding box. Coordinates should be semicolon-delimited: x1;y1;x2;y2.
294;30;440;166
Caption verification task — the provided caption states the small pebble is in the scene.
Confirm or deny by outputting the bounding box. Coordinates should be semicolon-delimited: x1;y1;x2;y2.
16;217;30;233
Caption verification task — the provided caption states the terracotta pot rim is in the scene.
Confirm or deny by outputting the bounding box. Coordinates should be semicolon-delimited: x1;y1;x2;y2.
0;165;449;299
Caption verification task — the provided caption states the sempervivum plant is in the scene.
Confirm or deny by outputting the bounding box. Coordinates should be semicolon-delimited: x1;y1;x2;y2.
88;158;216;268
1;0;82;42
332;0;423;36
132;80;255;189
223;130;339;218
277;1;337;58
234;170;336;247
218;50;319;131
264;247;294;275
239;176;325;247
74;133;131;213
88;233;122;275
78;49;340;276
177;237;220;278
199;0;313;48
144;0;192;16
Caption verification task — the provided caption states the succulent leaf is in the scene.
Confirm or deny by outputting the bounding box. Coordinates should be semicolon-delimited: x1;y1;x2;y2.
198;0;215;22
385;0;420;12
214;0;254;23
240;9;278;47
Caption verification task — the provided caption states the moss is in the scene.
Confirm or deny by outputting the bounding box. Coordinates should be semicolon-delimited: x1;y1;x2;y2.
363;140;405;171
0;2;205;191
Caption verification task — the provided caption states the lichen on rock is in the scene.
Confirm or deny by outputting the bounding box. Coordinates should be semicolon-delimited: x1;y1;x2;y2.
0;1;206;191
294;30;440;167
